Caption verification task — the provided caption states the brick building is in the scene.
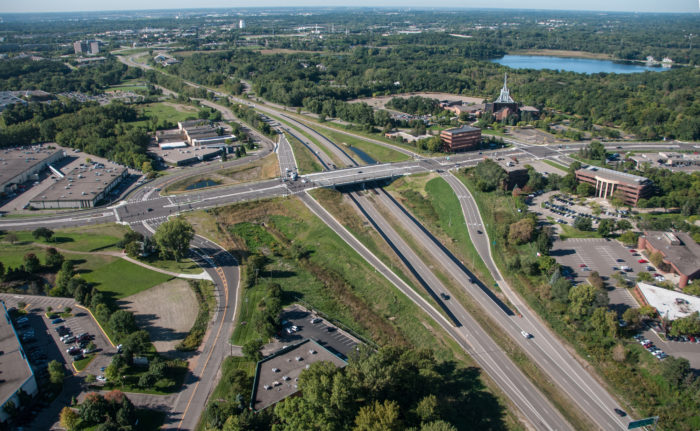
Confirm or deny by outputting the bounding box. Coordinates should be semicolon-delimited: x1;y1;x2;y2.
637;231;700;288
575;166;652;206
439;125;482;152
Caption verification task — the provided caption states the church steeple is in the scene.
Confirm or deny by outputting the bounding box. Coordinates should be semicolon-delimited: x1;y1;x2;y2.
495;73;515;104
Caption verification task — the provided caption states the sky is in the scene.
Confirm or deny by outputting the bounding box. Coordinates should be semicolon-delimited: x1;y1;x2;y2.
0;0;697;13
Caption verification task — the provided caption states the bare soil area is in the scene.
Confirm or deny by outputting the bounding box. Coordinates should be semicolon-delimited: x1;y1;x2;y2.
121;279;198;354
349;92;485;110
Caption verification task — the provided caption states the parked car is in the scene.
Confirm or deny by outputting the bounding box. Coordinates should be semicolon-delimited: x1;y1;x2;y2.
51;318;63;325
97;375;107;383
638;259;648;264
63;336;75;344
310;318;321;324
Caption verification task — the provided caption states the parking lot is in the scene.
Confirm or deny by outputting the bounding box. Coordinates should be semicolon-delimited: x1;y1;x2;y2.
0;293;114;377
550;238;652;311
633;327;700;370
277;305;360;359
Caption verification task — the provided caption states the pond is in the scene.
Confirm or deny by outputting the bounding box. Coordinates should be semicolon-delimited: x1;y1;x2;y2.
185;179;219;190
491;55;671;74
347;146;376;164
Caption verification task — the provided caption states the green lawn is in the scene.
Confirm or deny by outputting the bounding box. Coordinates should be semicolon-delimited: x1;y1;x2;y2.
81;259;173;299
559;224;603;240
230;283;271;345
6;224;128;253
137;255;204;275
285;132;323;174
73;354;95;372
543;159;569;172
138;102;199;129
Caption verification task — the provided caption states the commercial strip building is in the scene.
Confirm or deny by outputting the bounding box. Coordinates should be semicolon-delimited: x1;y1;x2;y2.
628;152;700;171
0;301;38;423
439;125;482;152
250;339;347;411
638;231;700;288
176;120;236;146
574;166;652;206
149;145;223;166
634;282;700;321
29;162;128;209
0;146;65;195
73;40;100;55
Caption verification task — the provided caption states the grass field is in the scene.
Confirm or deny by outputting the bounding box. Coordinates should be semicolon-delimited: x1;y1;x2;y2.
285;132;323;174
559;224;603;240
311;124;411;164
81;259;173;299
73;354;95;372
230;283;272;345
7;224;128;253
138;102;199;129
137;254;203;275
543;159;570;172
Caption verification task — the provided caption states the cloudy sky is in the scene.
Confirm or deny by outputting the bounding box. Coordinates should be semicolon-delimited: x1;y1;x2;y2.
1;0;697;13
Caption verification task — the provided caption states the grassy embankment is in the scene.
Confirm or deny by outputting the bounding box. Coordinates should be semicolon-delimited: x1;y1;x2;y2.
542;159;569;172
384;174;594;430
283;132;323;174
189;196;525;430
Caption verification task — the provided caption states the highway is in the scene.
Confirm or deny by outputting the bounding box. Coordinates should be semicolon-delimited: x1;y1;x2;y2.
347;190;572;430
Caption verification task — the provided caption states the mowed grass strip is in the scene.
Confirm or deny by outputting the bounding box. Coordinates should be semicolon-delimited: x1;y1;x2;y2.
284;132;323;174
81;259;173;299
310;125;411;164
9;223;128;252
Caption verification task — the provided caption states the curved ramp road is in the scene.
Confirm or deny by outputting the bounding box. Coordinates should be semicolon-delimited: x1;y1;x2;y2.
440;172;631;430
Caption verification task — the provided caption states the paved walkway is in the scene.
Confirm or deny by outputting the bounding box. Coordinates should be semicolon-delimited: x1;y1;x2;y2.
28;242;211;280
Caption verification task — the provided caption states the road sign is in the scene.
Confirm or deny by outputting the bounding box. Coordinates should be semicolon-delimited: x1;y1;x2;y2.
628;417;658;429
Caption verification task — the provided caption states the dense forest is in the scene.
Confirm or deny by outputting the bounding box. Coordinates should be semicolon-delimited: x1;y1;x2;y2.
166;43;699;139
202;347;505;431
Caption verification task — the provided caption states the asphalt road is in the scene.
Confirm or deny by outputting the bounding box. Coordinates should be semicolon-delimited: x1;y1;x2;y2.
441;172;632;430
347;191;572;431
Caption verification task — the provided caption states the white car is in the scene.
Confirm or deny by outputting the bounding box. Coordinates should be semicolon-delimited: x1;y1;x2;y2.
96;375;107;383
521;331;532;339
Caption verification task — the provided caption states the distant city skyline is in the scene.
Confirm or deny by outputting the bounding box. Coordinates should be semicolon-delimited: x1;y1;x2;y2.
0;0;698;14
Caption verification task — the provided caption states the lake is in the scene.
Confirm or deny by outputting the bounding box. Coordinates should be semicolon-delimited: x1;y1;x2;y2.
491;55;670;74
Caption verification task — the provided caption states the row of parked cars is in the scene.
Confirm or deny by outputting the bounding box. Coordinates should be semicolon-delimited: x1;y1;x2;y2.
667;334;700;343
54;322;94;362
634;334;668;360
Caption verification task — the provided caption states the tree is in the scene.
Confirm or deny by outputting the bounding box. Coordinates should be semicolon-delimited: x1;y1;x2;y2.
104;364;120;383
576;182;595;197
353;400;402;431
109;310;137;337
0;261;4;280
596;219;616;237
661;357;691;388
573;216;592;231
508;218;535;245
79;393;109;425
623;308;642;329
153;216;195;261
5;232;18;244
615;219;632;231
45;247;65;269
23;252;41;274
473;159;507;192
670;312;700;337
60;407;79;431
568;283;597;319
618;231;639;246
32;227;54;242
242;338;264;362
649;251;666;269
48;360;65;385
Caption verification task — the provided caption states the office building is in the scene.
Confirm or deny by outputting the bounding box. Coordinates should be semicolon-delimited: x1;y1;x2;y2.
439;125;482;152
0;146;65;195
638;231;700;288
575;166;652;206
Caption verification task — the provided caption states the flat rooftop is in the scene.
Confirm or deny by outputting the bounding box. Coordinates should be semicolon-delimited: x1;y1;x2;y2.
441;125;481;135
31;162;126;203
644;231;700;276
251;339;346;411
637;282;700;321
0;303;33;406
0;146;64;187
149;145;221;164
576;166;650;185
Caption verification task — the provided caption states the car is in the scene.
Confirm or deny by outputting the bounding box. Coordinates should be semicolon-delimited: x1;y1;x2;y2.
690;336;696;343
439;292;450;300
147;208;153;212
310;318;321;324
51;318;63;324
83;347;95;355
97;375;107;383
285;327;293;334
100;366;106;372
63;336;75;344
521;331;532;339
476;230;482;234
291;325;298;332
647;266;655;271
16;317;29;324
614;408;627;417
579;264;586;268
67;346;81;355
72;354;84;361
629;249;636;253
616;258;625;263
116;344;123;353
638;259;647;263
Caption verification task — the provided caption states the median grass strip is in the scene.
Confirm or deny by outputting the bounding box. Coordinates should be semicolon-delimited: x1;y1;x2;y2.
177;280;216;351
307;124;411;164
73;354;95;372
543;159;569;172
559;224;603;240
284;132;323;174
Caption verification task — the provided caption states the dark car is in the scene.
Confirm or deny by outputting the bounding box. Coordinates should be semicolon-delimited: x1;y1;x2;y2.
614;408;627;417
440;292;450;300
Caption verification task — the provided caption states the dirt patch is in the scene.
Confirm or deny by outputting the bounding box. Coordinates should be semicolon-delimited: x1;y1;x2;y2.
121;279;198;354
161;102;198;113
349;92;485;110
